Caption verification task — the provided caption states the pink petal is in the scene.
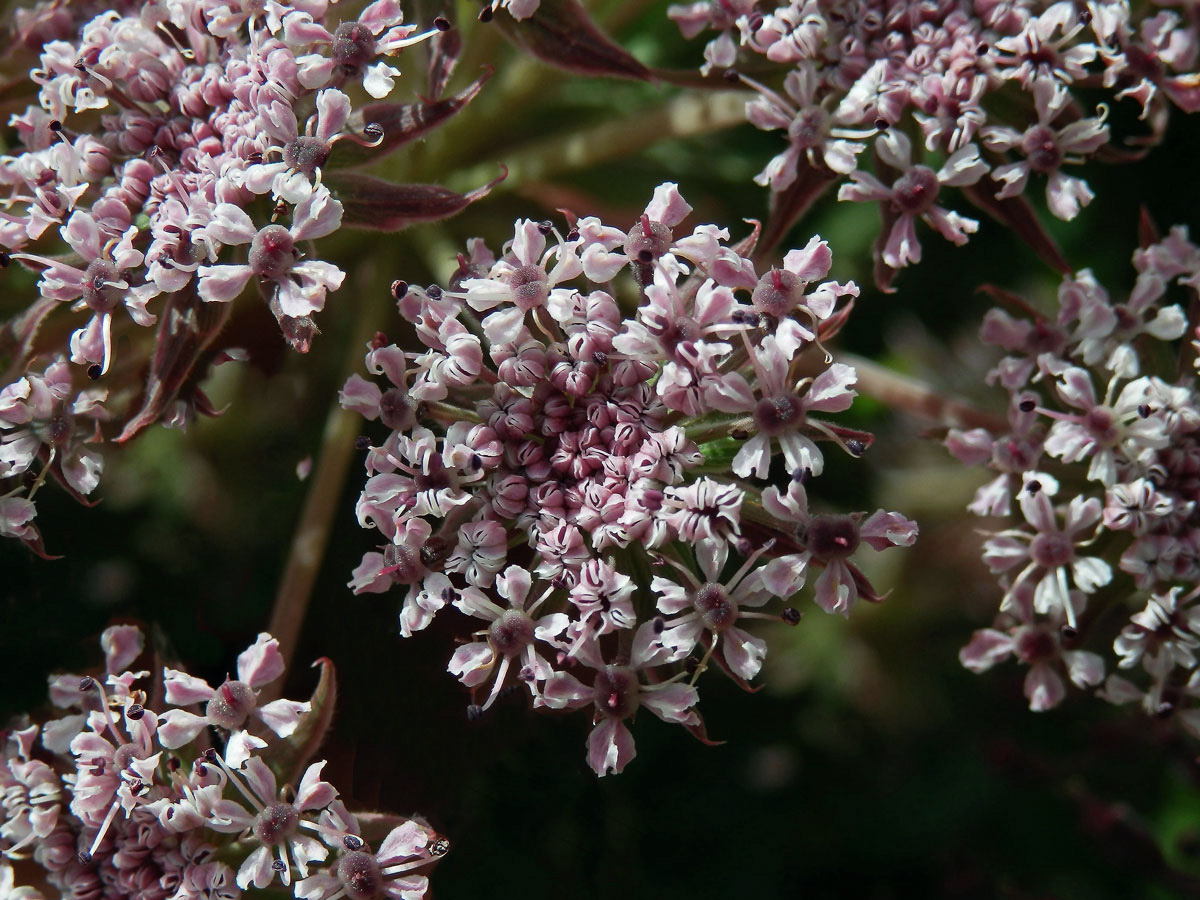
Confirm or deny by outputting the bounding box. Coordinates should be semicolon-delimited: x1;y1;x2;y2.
587;718;636;776
257;698;311;737
164;668;216;705
237;633;286;688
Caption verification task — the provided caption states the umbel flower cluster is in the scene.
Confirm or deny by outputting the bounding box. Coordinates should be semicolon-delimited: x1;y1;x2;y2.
342;184;918;776
670;0;1199;284
0;626;446;899
0;0;486;554
950;224;1200;728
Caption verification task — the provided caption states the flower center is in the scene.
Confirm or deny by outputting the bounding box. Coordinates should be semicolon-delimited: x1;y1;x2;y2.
1031;531;1074;568
337;850;383;900
1022;125;1062;173
623;217;672;263
1083;406;1118;445
788;108;828;150
506;264;549;311
205;680;256;730
891;165;939;215
753;394;804;435
651;313;703;354
378;387;416;432
806;514;860;561
253;802;299;846
332;22;377;73
81;259;122;313
383;541;427;584
692;582;737;631
283;135;331;177
1013;626;1058;663
489;609;535;657
111;741;149;772
751;268;801;318
592;665;639;720
249;225;295;280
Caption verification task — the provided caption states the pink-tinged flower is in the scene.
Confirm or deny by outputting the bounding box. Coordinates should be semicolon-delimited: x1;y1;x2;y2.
294;810;442;900
543;621;701;777
243;88;375;203
946;390;1045;518
340;343;416;433
12;211;159;374
197;185;344;317
837;130;988;269
287;0;442;98
654;538;798;682
1;726;63;859
992;3;1098;86
982;79;1109;221
0;358;107;495
1100;11;1200;116
660;477;743;550
43;624;145;753
444;520;508;588
983;472;1112;630
1114;587;1200;673
1103;478;1174;535
960;586;1104;711
706;336;857;479
460;219;584;344
563;557;639;656
763;477;917;615
157;633;310;759
1058;267;1188;378
667;0;755;73
204;755;337;889
448;566;568;712
69;691;161;833
0;497;40;547
1039;368;1170;485
745;63;873;190
481;0;542;21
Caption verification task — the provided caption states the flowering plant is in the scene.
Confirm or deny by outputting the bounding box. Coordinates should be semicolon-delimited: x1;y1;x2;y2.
4;0;1200;895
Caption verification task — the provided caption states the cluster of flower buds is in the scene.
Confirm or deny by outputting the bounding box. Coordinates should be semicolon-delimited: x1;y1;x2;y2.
0;625;446;899
0;0;496;552
669;0;1199;285
342;183;917;775
950;224;1200;727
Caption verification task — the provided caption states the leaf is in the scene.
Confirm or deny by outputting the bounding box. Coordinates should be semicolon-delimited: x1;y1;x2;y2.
272;656;338;788
755;160;839;262
488;0;651;81
0;295;57;384
327;168;506;232
1138;206;1160;249
681;711;726;745
427;23;462;98
116;288;232;443
337;69;492;169
962;174;1072;275
818;296;854;343
731;218;761;260
848;560;889;603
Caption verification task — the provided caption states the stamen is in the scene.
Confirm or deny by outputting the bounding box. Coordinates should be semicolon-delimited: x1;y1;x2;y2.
85;801;122;859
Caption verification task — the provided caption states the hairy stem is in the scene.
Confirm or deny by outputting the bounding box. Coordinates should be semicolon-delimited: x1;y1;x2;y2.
267;279;389;671
842;352;1008;432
